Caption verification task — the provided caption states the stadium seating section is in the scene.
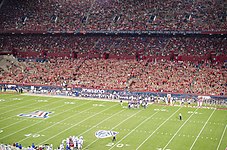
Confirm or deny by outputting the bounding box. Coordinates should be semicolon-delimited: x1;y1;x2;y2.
0;35;226;57
0;0;226;96
0;54;226;96
0;0;226;32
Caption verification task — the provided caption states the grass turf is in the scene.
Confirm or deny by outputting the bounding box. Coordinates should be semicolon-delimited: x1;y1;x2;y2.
0;93;226;150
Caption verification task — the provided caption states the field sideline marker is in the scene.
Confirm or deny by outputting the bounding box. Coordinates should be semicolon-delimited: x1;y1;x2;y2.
18;100;93;143
84;107;147;149
135;107;181;150
216;124;227;150
1;97;67;130
162;108;199;149
38;102;119;145
0;96;55;120
189;109;216;150
77;109;126;136
0;96;63;123
0;94;22;105
0;100;92;141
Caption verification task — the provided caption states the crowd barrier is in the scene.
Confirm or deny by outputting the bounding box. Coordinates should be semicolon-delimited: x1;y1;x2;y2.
1;83;226;104
1;30;227;35
13;51;227;63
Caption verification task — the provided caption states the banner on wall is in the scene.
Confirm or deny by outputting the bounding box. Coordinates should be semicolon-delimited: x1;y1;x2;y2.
0;83;226;102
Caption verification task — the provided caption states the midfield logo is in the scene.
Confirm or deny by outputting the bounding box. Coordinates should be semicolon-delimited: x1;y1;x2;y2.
18;110;52;119
95;130;119;139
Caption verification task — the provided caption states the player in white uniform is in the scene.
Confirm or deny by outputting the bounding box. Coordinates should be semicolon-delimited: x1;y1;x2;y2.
66;138;70;148
59;143;64;150
73;136;78;149
77;136;84;150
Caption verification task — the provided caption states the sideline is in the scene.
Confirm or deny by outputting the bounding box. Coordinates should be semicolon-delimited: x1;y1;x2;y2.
189;109;216;150
216;124;227;150
162;108;199;149
22;93;125;103
135;107;182;150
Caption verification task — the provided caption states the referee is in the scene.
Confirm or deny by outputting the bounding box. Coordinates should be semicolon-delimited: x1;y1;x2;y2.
112;135;116;142
179;113;182;120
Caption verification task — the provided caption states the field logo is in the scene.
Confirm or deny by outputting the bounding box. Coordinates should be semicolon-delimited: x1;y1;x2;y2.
18;110;52;119
0;99;5;102
95;130;119;139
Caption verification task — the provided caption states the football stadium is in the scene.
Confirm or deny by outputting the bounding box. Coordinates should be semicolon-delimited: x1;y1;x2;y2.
0;0;227;150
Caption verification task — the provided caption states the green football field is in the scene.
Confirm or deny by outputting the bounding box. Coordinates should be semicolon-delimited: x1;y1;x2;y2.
0;93;226;150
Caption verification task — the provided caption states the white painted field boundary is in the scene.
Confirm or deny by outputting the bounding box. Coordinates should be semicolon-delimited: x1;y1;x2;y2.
0;96;60;123
23;93;121;103
0;94;21;104
0;96;54;117
38;102;119;145
18;100;95;143
1;97;70;130
23;93;155;105
216;124;227;150
0;94;51;108
0;100;92;140
189;109;216;150
135;107;182;150
163;108;199;149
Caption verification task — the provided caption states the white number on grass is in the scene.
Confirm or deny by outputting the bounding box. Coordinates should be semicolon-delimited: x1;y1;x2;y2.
106;143;114;147
24;133;44;138
0;99;5;102
160;109;168;112
37;100;48;102
64;102;75;105
93;104;104;107
154;109;167;112
116;144;124;148
188;111;198;114
12;98;21;100
32;133;41;138
106;143;130;148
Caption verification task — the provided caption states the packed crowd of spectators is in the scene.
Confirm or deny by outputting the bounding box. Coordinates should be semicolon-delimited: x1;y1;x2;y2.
164;37;227;56
0;0;226;32
0;35;226;57
0;34;226;96
131;60;226;95
1;55;226;96
0;57;85;86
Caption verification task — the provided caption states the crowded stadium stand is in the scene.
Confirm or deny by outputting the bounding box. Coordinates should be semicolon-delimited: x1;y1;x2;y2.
0;0;226;32
0;0;227;149
0;0;226;97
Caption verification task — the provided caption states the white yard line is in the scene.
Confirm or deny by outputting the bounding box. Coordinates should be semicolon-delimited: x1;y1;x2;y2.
189;109;216;150
0;96;50;116
0;96;58;123
135;107;182;150
0;95;35;109
1;97;69;129
163;108;199;149
107;107;180;150
23;93;120;103
78;109;126;136
38;102;119;145
0;94;20;101
216;124;227;150
84;108;146;149
0;101;92;140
